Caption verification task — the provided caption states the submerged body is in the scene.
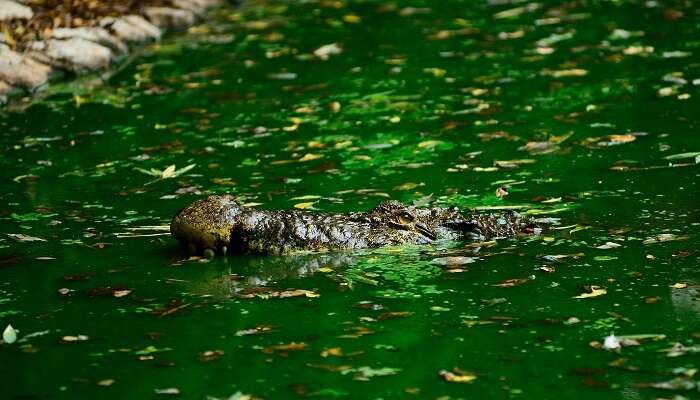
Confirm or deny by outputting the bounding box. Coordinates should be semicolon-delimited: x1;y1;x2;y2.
171;195;537;255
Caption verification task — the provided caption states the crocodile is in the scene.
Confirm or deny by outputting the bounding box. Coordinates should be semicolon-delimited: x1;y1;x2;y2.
170;195;539;256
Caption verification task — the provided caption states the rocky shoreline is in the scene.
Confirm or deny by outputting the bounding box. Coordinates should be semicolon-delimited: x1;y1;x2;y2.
0;0;226;105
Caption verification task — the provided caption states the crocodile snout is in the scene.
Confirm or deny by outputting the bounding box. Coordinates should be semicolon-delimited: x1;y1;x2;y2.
170;195;243;256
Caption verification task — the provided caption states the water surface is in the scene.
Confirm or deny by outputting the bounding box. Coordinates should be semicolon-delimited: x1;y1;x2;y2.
1;0;699;398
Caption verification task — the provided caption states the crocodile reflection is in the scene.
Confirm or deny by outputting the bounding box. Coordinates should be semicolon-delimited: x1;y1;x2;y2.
171;195;539;256
188;245;487;298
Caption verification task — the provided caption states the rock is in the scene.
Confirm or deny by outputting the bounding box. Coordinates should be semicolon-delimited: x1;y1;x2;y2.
51;27;128;54
172;0;222;16
0;80;11;102
26;38;113;72
0;47;51;89
144;6;196;28
101;15;161;42
0;0;33;21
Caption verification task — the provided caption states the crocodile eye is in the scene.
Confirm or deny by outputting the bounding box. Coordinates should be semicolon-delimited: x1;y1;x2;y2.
399;212;413;224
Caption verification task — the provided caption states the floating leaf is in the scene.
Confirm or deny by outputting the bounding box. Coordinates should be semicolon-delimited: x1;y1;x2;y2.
595;242;621;249
663;342;700;358
3;324;17;344
341;366;400;381
417;140;443;149
298;153;323;162
235;325;275;336
280;289;320;298
543;69;588;78
6;233;46;242
62;335;89;342
643;233;689;245
581;134;638;148
314;43;342;60
603;334;621;351
155;388;180;395
574;286;607;299
135;345;172;355
236;288;320;299
161;164;177;179
135;164;195;180
320;347;344;358
495;185;509;198
262;342;307;354
494;278;528;287
198;349;224;361
290;195;322;201
439;368;477;383
393;182;421;191
664;151;700;161
113;290;131;298
377;311;413;320
294;201;317;210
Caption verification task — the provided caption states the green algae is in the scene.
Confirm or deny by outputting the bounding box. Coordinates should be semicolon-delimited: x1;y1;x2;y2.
0;0;699;398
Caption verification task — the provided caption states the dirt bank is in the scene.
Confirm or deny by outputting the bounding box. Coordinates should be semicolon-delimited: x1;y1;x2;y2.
0;0;225;105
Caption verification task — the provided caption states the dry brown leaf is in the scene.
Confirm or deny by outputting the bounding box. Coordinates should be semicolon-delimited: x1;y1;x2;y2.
262;342;307;354
494;278;528;287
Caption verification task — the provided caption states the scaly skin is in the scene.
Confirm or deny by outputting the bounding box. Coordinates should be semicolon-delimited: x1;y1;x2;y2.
170;195;536;256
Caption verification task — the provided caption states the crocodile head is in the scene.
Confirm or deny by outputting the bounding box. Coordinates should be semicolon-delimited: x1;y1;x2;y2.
170;195;246;256
368;200;437;240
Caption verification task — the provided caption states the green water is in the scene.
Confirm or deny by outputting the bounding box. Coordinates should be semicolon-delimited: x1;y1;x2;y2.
1;0;699;398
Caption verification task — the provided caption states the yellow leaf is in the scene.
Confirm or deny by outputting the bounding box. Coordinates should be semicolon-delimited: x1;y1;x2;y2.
298;153;323;162
290;195;322;200
417;140;443;149
545;69;588;78
541;197;562;203
574;286;607;299
307;141;325;148
295;106;315;114
423;67;446;77
294;201;317;209
329;101;342;112
343;14;361;23
439;369;477;383
321;347;344;357
161;165;176;179
393;182;420;191
608;134;636;144
495;186;509;198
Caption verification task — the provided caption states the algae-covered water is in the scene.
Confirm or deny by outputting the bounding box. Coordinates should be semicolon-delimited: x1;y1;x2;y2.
1;0;699;398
